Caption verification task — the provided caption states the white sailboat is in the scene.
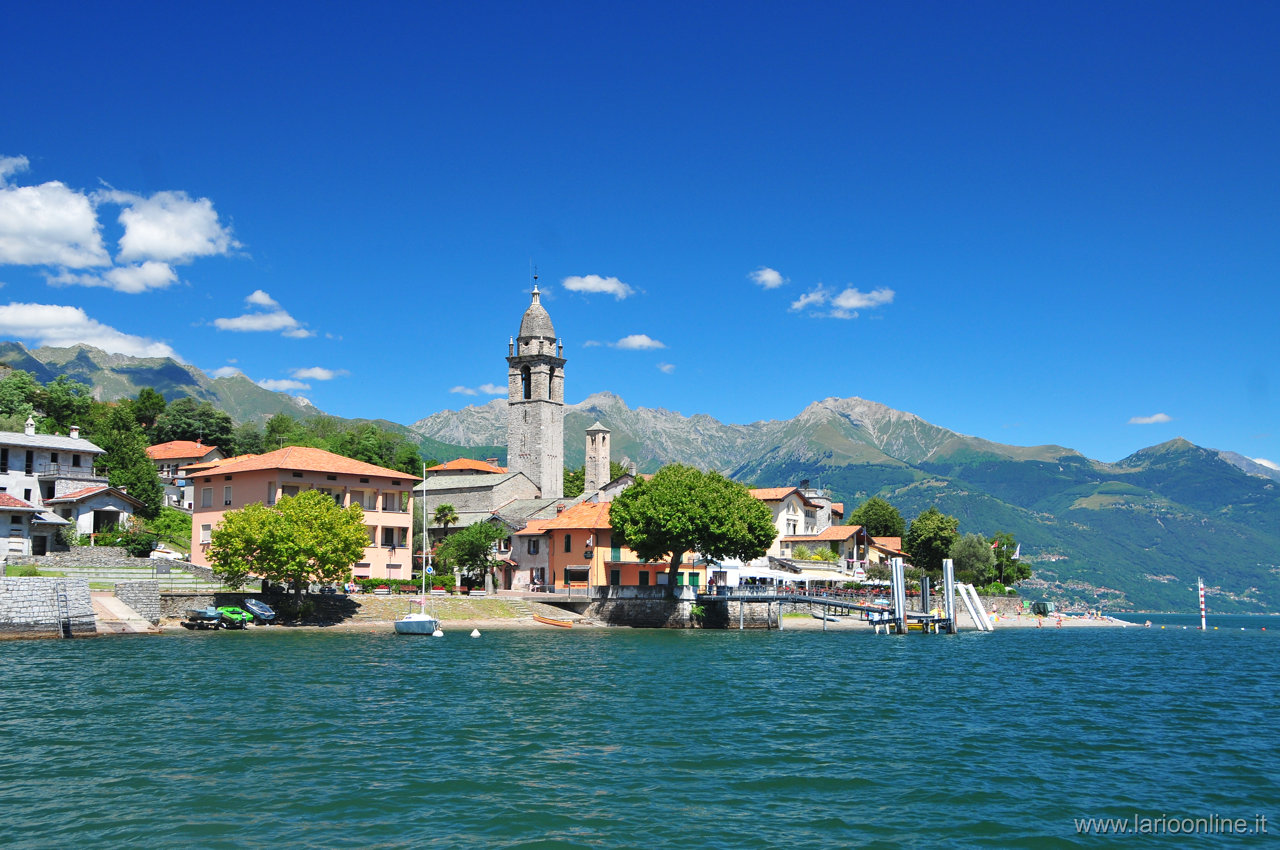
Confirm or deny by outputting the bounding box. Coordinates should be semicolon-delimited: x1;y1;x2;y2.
396;463;442;636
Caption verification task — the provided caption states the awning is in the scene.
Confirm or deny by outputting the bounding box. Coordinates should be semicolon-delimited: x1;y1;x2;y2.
792;568;855;583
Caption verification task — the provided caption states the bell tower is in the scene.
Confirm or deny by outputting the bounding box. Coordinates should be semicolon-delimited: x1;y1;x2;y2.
584;421;611;495
506;284;565;499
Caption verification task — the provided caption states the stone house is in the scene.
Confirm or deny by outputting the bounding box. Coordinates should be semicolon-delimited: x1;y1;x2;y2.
145;439;224;510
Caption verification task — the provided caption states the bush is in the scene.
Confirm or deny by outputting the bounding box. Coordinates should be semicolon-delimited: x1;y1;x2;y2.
355;575;456;594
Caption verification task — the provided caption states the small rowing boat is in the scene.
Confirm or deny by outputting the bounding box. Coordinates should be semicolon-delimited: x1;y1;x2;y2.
533;614;573;628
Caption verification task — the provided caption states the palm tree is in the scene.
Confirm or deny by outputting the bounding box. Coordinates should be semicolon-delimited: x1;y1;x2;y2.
432;503;459;546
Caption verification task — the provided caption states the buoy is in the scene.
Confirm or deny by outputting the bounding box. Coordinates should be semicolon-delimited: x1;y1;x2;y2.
470;628;481;638
432;628;444;637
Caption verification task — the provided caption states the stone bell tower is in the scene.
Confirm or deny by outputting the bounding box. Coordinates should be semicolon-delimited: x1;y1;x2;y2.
506;285;565;499
584;420;611;495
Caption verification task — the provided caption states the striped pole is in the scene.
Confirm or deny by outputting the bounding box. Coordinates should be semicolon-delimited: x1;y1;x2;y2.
1198;577;1206;630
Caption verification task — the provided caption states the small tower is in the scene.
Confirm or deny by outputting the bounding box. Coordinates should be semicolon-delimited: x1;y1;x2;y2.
506;284;566;499
584;421;611;495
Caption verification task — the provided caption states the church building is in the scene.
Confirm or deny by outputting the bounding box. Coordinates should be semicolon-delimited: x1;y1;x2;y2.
506;285;565;500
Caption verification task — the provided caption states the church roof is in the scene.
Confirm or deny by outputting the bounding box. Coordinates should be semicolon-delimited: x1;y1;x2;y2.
518;287;556;340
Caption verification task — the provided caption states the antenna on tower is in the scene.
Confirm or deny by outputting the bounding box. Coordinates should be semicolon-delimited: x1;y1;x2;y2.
532;263;539;293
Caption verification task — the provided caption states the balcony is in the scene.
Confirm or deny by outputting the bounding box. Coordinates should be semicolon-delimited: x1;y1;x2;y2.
36;462;108;484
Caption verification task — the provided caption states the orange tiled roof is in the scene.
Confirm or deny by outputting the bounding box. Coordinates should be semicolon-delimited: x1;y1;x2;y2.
872;536;903;551
831;502;845;516
146;440;220;461
513;518;555;537
181;446;421;481
749;487;796;501
427;458;508;474
47;485;110;502
809;525;862;542
0;493;36;509
540;500;612;530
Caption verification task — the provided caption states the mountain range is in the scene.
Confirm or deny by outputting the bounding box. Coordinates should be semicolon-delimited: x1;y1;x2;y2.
5;342;1277;613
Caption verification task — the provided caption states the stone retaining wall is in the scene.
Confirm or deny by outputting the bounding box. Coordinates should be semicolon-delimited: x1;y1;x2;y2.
115;580;161;624
0;577;96;638
18;547;140;569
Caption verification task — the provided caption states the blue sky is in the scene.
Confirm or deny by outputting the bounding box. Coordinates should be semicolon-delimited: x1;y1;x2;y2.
1;2;1276;466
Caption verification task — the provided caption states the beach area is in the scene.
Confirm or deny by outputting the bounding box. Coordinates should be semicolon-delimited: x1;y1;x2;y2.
153;594;1133;635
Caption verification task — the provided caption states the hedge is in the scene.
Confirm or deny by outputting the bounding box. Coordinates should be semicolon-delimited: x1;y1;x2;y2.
355;575;456;593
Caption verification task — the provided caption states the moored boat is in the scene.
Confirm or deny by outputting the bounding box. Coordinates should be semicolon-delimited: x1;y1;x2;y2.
394;611;441;635
182;607;221;630
533;614;573;628
243;598;276;624
217;606;253;629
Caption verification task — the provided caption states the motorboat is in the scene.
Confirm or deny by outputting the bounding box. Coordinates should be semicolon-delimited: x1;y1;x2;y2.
217;606;253;629
182;607;221;630
243;598;276;624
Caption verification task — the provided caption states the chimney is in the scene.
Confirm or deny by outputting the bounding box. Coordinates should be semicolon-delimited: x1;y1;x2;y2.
24;415;35;436
629;462;637;476
69;425;80;440
556;503;565;514
486;458;499;466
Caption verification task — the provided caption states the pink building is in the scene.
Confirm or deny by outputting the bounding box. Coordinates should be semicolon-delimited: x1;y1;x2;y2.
184;446;421;581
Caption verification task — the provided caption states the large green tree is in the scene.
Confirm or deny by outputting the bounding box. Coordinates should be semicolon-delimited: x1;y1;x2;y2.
208;490;368;603
846;496;906;537
436;521;507;583
0;369;39;429
94;405;164;519
609;464;776;594
152;397;234;448
36;375;95;434
949;532;997;586
904;506;959;579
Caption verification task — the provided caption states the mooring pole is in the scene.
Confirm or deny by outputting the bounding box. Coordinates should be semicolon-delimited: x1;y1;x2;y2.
943;558;956;634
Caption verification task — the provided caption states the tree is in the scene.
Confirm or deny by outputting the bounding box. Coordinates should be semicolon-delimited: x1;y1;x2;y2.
990;531;1030;585
436;521;507;583
208;490;368;603
608;464;776;595
846;496;906;538
433;503;459;538
0;369;39;427
36;375;95;434
152;397;234;448
95;405;163;519
949;533;997;586
904;506;959;579
132;387;167;433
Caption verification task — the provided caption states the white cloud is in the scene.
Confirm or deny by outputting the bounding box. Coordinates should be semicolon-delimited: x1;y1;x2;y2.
1128;413;1173;425
790;285;895;318
291;366;348;381
47;260;178;294
209;366;244;378
790;287;829;312
95;189;238;264
246;289;278;308
214;291;312;337
657;362;675;374
450;386;479;396
0;302;180;359
0;157;240;293
749;267;786;289
0;160;109;268
832;287;894;311
562;274;634;299
479;383;506;395
614;334;666;350
582;340;603;348
1254;458;1279;471
257;378;310;392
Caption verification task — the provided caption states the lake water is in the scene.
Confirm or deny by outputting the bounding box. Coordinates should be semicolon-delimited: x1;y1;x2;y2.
1;617;1277;848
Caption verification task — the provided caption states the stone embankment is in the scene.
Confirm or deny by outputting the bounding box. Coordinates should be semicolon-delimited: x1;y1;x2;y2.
0;577;95;638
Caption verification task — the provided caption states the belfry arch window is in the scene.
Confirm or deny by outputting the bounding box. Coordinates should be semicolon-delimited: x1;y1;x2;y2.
522;365;531;400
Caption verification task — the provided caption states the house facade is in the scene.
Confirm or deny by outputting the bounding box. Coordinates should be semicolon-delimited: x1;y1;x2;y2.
185;446;420;581
145;439;224;510
0;418;139;557
536;500;706;591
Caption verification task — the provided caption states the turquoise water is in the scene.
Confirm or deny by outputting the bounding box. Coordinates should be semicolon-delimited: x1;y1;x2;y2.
1;620;1277;848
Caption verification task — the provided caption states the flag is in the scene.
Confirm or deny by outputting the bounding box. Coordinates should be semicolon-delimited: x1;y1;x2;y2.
1013;543;1021;560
